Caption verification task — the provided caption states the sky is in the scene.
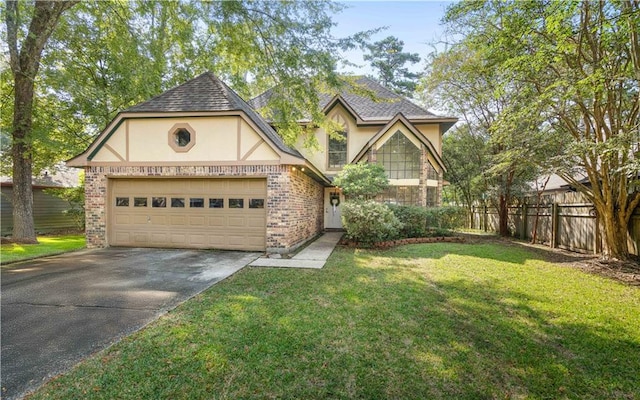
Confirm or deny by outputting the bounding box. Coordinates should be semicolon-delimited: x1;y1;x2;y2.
331;1;455;75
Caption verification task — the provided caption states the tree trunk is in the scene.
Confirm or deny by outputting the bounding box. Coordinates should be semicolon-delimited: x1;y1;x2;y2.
498;194;509;236
598;204;634;260
6;0;78;243
11;73;38;243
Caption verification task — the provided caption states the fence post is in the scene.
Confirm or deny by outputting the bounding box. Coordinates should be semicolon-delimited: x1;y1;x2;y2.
521;203;528;240
551;202;558;249
470;206;474;230
483;204;488;232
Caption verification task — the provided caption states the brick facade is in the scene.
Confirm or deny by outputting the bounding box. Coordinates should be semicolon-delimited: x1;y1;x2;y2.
84;165;324;253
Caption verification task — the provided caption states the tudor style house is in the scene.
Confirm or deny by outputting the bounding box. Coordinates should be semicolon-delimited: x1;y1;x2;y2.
68;72;456;253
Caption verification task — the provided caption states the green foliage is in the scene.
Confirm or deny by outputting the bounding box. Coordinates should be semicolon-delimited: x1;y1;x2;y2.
364;35;421;96
387;204;429;238
424;206;467;230
441;125;488;208
341;200;402;245
3;0;374;174
389;204;467;238
432;0;640;258
332;163;389;200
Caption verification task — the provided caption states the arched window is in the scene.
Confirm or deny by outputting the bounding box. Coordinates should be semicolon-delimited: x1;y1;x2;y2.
327;114;348;170
377;131;420;179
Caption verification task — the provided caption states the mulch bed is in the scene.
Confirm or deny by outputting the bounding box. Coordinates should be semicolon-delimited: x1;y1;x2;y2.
339;236;464;249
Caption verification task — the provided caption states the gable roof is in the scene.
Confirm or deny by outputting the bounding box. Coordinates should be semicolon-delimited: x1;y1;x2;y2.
124;72;301;158
352;112;446;172
250;76;457;126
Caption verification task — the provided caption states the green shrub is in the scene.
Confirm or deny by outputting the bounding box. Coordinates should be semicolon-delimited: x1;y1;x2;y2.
425;206;467;230
333;163;389;200
387;204;429;238
341;200;402;245
387;205;466;238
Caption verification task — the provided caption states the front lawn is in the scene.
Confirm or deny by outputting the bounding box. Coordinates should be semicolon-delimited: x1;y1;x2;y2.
30;242;639;399
1;234;86;264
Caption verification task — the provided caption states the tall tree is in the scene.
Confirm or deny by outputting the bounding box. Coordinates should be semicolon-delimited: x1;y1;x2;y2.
444;0;640;260
424;41;546;236
5;0;78;243
2;0;371;241
441;124;488;226
364;35;421;96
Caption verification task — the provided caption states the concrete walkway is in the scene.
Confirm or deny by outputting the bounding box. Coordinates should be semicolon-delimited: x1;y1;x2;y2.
249;231;343;269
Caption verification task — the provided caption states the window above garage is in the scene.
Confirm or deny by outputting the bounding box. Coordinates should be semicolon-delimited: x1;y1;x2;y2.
168;123;196;152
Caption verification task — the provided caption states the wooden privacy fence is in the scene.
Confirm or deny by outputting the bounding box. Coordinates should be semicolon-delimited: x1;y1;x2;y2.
470;192;640;256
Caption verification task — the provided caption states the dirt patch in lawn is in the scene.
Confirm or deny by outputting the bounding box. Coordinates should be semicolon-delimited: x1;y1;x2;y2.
460;233;640;286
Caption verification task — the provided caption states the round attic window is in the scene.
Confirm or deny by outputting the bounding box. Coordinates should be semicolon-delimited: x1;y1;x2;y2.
168;123;196;152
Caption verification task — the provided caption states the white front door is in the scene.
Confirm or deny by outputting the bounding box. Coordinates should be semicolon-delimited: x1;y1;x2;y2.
324;187;344;229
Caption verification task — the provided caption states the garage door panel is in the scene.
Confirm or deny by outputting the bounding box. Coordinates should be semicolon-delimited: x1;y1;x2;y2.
132;215;148;224
189;216;206;226
170;234;187;244
152;216;167;225
188;234;206;246
228;216;246;227
114;232;131;243
133;233;149;243
110;178;266;250
246;236;266;248
115;215;131;225
247;217;265;227
170;215;187;225
151;233;168;242
208;216;224;227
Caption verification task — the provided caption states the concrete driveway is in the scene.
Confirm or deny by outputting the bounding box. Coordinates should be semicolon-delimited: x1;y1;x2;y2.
1;247;259;400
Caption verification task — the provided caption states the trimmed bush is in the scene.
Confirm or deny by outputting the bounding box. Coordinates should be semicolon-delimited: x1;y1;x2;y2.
341;200;402;245
387;204;429;238
388;205;467;237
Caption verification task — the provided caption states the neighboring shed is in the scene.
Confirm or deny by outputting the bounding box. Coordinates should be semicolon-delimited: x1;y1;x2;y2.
1;166;82;235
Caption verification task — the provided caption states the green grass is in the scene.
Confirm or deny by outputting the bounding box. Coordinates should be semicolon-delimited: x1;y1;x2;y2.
30;242;639;399
1;234;86;264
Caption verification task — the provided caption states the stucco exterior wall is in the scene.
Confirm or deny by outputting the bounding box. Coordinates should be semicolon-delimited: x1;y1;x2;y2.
84;165;324;252
91;116;279;164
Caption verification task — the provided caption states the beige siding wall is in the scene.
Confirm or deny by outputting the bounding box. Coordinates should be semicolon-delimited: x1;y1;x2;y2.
91;116;279;164
296;106;444;181
414;124;442;154
84;165;323;253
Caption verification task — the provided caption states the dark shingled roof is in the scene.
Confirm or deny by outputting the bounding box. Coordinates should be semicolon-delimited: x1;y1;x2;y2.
125;72;302;158
250;76;453;122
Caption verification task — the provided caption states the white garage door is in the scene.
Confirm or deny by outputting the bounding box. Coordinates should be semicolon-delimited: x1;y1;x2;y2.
109;178;266;251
